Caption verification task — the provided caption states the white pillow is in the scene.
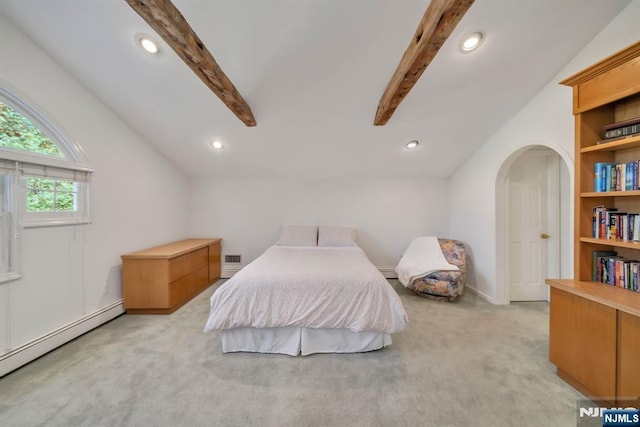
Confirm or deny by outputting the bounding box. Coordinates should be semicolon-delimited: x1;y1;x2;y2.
318;226;357;247
275;225;318;246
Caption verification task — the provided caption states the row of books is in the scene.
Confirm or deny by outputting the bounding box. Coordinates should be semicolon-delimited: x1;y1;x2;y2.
592;251;640;292
594;161;640;192
602;116;640;140
592;206;640;241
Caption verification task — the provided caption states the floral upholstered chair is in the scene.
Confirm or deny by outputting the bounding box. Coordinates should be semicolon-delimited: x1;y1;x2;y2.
406;238;466;301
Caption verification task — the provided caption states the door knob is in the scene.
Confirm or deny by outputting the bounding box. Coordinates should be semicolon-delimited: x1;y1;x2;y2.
541;233;550;239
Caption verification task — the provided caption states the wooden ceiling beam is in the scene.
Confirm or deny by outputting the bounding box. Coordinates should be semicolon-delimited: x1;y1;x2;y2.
374;0;474;126
126;0;257;126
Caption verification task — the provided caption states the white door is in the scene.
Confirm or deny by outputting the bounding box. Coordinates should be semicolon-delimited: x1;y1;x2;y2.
508;150;559;301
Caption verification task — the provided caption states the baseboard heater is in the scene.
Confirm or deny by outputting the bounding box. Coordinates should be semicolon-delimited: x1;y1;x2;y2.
0;301;124;377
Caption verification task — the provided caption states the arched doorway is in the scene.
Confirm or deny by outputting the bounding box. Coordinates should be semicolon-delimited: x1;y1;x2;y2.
495;143;573;304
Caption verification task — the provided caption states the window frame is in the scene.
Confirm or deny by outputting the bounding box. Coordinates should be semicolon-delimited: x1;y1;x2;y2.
1;87;91;165
0;174;20;283
0;87;93;282
20;176;90;228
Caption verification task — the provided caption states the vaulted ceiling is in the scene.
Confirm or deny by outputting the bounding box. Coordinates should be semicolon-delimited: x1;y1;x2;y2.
0;0;631;179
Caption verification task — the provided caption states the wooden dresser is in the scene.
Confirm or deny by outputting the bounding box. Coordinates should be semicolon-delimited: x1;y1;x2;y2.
122;238;221;314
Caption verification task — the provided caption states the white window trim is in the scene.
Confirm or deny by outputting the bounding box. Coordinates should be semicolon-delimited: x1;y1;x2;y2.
0;161;92;228
0;148;93;174
0;172;20;284
19;176;91;228
0;87;93;283
21;218;92;229
0;272;21;283
0;86;90;164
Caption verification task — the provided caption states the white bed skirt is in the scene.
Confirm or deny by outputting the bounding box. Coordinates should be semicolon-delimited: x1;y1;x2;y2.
221;327;392;356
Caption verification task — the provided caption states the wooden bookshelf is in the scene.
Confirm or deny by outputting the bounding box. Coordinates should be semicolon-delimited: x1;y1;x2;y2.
580;134;640;153
581;190;640;197
546;278;640;317
546;41;640;407
579;237;640;250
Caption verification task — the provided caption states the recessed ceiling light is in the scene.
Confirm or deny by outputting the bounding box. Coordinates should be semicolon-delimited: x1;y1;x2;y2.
136;34;159;54
405;140;419;149
211;140;223;150
460;31;484;52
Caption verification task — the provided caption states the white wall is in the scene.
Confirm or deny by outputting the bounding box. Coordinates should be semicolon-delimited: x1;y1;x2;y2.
188;178;450;274
449;1;640;303
0;14;189;375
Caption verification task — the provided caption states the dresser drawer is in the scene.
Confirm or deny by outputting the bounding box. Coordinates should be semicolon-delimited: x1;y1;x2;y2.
169;265;209;307
191;247;209;269
169;253;191;282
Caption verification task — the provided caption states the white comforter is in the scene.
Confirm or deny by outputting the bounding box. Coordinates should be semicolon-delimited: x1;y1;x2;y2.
203;246;408;334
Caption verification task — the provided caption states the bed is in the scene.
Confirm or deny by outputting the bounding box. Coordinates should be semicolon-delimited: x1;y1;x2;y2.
203;226;408;355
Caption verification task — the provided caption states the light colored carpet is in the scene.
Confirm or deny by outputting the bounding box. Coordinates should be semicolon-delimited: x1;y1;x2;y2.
0;280;584;426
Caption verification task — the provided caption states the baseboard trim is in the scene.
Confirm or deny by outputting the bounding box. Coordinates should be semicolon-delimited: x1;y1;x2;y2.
221;267;241;279
465;285;495;304
379;268;398;279
0;301;124;378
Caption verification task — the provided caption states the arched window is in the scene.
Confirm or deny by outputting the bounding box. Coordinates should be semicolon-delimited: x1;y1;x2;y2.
0;102;63;157
0;87;92;281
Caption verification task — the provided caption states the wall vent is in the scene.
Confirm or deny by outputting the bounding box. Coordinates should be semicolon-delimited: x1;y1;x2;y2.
225;255;241;263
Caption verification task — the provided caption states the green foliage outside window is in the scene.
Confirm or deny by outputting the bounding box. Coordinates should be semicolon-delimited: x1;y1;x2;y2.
0;102;62;157
1;101;75;213
26;178;75;212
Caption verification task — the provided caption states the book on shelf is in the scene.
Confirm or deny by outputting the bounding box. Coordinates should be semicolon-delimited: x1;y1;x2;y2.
603;125;640;140
601;255;623;285
630;213;640;241
592;206;618;238
625;162;634;190
597;133;640;144
593;253;640;291
592;250;617;281
593;161;640;192
590;206;640;241
603;116;640;140
608;211;626;240
604;116;640;131
594;162;618;192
